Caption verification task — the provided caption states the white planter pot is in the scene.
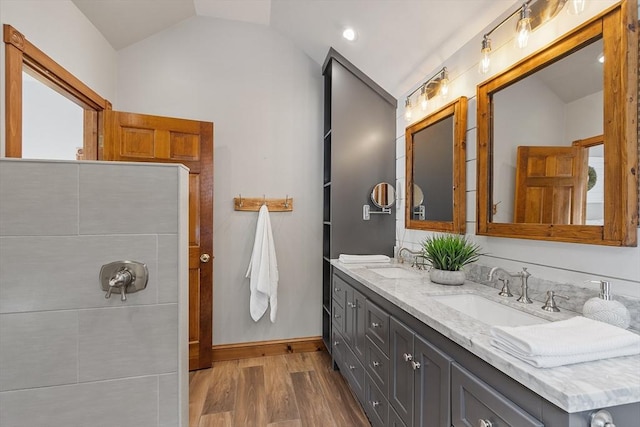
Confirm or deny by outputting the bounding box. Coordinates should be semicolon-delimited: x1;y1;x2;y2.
429;269;466;286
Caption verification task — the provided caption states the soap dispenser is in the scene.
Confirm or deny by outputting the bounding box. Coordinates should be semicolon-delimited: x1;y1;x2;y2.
583;280;630;329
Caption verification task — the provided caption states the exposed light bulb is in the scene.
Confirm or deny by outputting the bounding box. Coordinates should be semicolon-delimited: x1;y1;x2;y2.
567;0;586;15
420;86;428;111
342;28;357;41
479;37;491;75
439;68;449;98
515;4;531;49
404;98;413;122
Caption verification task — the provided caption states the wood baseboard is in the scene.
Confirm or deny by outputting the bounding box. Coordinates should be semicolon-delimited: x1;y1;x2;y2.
211;336;326;362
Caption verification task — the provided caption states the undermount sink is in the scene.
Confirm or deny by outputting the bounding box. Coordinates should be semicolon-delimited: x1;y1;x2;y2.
432;294;548;326
367;267;421;279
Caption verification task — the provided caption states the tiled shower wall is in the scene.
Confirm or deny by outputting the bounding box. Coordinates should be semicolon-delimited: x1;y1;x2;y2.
0;159;188;427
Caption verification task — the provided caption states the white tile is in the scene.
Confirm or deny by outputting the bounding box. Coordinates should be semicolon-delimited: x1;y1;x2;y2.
79;163;178;235
78;304;177;382
0;235;158;313
466;191;476;223
159;373;178;427
395;135;406;159
0;160;78;236
466;128;477;161
0;311;78;391
466;159;477;192
0;376;157;427
467;96;477;130
158;234;178;303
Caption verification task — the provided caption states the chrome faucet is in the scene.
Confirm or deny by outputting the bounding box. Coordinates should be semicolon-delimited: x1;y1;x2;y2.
488;267;515;297
398;247;422;267
516;267;533;304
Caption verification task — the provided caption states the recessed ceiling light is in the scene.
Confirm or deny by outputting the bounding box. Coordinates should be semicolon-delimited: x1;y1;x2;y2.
342;28;357;42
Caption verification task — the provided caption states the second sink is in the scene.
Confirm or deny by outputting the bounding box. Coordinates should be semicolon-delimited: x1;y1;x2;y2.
432;293;548;326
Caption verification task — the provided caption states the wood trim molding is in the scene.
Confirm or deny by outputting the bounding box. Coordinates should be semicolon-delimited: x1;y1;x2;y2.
3;24;110;159
211;337;326;362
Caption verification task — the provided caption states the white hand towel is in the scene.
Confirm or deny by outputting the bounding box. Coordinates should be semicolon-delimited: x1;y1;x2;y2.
338;254;391;264
245;205;279;322
489;316;640;368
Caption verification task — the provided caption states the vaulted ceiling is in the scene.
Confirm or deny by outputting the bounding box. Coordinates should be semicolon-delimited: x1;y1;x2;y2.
72;0;519;96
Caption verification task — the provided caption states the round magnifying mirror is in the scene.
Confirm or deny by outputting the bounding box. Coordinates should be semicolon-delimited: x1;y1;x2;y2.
371;182;396;208
413;184;424;207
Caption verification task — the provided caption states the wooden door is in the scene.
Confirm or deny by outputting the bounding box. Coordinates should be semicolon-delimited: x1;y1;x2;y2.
103;110;213;370
513;146;587;224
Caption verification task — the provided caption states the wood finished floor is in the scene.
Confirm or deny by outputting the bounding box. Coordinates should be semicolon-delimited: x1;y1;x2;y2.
189;350;370;427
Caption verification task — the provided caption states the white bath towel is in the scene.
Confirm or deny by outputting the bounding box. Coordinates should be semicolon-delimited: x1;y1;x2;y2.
338;254;391;264
245;204;278;322
490;316;640;368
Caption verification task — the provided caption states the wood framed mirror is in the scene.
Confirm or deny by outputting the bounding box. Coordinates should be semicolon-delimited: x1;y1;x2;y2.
477;1;637;246
405;96;467;233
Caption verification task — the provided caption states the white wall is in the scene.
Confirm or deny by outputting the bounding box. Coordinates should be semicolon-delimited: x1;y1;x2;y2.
116;16;323;345
396;0;640;298
0;0;117;155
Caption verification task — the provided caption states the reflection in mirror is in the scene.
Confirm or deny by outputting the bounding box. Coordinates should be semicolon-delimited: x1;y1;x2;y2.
405;97;467;233
477;3;637;246
371;182;396;208
412;184;425;220
492;39;603;225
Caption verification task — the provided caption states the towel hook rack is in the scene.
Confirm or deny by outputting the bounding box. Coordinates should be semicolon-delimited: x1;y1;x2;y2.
233;195;294;212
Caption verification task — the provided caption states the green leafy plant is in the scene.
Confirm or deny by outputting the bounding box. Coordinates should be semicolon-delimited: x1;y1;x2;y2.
421;234;483;271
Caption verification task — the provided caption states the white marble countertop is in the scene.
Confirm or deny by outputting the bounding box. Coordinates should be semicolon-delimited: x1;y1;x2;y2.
331;260;640;413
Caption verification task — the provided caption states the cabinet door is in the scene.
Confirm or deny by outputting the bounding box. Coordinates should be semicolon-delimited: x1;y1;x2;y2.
413;335;452;427
389;318;415;427
353;288;367;362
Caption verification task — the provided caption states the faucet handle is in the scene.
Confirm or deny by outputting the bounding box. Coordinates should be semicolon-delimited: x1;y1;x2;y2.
541;290;569;312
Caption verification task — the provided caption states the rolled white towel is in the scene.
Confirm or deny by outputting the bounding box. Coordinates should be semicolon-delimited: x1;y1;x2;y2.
338;254;391;264
489;316;640;368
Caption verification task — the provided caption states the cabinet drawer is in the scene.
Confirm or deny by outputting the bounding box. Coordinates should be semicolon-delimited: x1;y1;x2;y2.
452;364;544;427
332;274;348;308
366;300;390;356
343;344;366;404
332;301;345;333
364;373;388;427
331;326;345;366
365;336;389;395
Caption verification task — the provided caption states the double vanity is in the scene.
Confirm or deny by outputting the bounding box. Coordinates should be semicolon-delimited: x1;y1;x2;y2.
329;261;640;427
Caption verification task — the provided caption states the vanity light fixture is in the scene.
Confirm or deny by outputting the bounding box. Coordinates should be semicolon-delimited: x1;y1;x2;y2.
403;66;450;121
439;68;450;98
404;98;413;122
515;3;532;49
342;27;357;41
479;36;492;74
478;0;588;75
420;85;428;111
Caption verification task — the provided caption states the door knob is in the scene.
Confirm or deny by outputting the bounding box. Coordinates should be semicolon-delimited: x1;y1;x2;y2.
200;253;211;263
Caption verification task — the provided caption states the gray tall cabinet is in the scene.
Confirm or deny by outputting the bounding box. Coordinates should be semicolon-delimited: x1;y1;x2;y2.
321;48;397;352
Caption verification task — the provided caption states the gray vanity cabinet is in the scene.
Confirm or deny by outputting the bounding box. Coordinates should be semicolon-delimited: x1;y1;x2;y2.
390;317;452;427
345;286;367;361
451;364;543;427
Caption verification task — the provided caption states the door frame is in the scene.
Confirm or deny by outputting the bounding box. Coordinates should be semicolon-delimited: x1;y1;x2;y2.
3;24;110;159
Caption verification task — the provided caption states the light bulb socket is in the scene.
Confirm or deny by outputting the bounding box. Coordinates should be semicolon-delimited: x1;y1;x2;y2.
481;36;491;51
519;3;530;20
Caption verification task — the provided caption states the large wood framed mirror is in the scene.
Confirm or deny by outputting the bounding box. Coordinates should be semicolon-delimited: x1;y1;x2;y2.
477;1;637;246
405;96;467;233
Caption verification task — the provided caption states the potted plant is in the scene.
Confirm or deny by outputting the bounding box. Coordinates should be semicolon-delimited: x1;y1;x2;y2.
421;234;483;285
